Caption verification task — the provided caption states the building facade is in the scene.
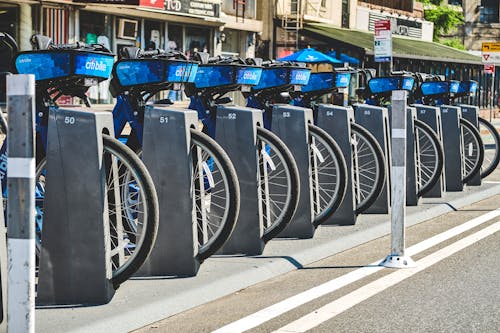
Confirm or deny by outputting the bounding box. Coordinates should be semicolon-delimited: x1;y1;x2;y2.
0;0;264;102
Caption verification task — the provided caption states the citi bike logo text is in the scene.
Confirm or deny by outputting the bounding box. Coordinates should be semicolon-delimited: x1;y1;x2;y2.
0;153;7;183
294;72;308;82
242;71;258;81
85;59;107;72
175;66;186;77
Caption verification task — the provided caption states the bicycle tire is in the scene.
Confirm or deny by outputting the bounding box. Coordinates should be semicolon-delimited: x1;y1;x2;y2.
351;123;386;215
102;134;159;286
478;117;500;179
414;119;444;197
35;135;160;287
190;129;240;261
460;118;484;184
256;127;300;243
308;124;347;226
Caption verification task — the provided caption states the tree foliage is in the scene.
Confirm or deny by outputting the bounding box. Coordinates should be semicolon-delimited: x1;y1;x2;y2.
440;38;466;50
418;1;464;41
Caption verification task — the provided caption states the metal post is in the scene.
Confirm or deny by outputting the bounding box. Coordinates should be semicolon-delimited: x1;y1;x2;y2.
490;70;495;122
381;90;415;268
6;75;35;332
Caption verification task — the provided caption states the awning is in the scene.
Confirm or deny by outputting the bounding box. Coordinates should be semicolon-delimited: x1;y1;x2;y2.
305;23;482;65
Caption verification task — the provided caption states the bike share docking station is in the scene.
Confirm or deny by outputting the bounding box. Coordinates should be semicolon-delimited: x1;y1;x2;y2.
37;107;117;306
353;104;392;214
215;105;266;255
272;104;315;238
414;104;446;197
137;106;202;277
316;104;357;225
459;104;481;186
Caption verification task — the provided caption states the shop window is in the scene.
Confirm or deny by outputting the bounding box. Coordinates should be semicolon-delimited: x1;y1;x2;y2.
221;29;240;56
167;24;183;52
80;11;108;46
185;27;209;58
144;20;163;50
480;0;499;23
80;11;112;104
43;7;69;44
0;6;17;74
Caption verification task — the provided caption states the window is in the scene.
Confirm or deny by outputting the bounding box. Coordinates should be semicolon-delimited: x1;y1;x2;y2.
480;0;499;23
222;0;256;19
448;0;462;5
342;0;349;28
167;24;183;52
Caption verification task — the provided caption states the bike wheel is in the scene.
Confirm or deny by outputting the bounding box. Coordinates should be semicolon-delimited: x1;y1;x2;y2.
460;118;484;184
414;119;444;197
35;134;160;287
478;117;500;179
256;127;299;242
351;123;385;215
190;129;240;261
308;124;347;226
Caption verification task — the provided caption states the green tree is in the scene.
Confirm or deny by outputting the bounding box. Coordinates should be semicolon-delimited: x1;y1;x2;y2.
440;38;466;50
418;1;464;42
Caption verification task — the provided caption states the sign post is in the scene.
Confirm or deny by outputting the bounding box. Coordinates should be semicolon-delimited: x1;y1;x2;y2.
374;20;393;73
380;90;416;269
482;42;500;121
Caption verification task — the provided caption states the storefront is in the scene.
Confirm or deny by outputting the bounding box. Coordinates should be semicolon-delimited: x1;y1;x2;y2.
6;0;264;103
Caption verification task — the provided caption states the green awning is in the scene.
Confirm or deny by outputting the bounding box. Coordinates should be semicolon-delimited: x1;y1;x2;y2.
306;23;482;65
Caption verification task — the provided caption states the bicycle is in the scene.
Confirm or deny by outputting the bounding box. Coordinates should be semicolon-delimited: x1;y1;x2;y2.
418;79;487;184
110;48;242;260
6;33;159;286
360;74;445;198
182;54;300;243
245;61;348;226
291;69;387;214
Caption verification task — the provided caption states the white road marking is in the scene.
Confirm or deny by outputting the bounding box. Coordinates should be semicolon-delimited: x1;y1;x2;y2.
212;209;500;333
274;221;500;333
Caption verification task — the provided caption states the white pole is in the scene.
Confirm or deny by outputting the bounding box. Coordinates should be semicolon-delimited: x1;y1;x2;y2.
6;75;36;333
381;90;416;268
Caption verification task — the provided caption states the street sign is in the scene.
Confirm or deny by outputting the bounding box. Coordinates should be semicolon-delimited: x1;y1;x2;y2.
374;20;392;63
484;64;495;74
482;42;500;63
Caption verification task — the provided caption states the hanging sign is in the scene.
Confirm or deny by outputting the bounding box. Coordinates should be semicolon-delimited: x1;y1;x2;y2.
374;20;392;63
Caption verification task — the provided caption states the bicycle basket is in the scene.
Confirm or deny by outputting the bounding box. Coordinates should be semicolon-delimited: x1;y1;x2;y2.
368;76;415;94
420;81;449;97
15;50;114;82
114;59;198;88
301;72;351;93
457;80;478;96
193;64;262;89
252;66;311;91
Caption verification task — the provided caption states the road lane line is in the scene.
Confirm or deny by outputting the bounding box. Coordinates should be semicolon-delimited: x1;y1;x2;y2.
274;221;500;333
212;209;500;333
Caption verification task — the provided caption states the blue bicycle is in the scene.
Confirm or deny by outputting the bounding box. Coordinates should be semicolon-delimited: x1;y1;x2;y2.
109;48;241;259
244;61;348;225
2;33;159;286
290;69;387;213
183;54;300;242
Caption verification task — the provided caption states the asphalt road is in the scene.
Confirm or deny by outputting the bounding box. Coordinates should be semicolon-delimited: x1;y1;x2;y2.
134;193;500;333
